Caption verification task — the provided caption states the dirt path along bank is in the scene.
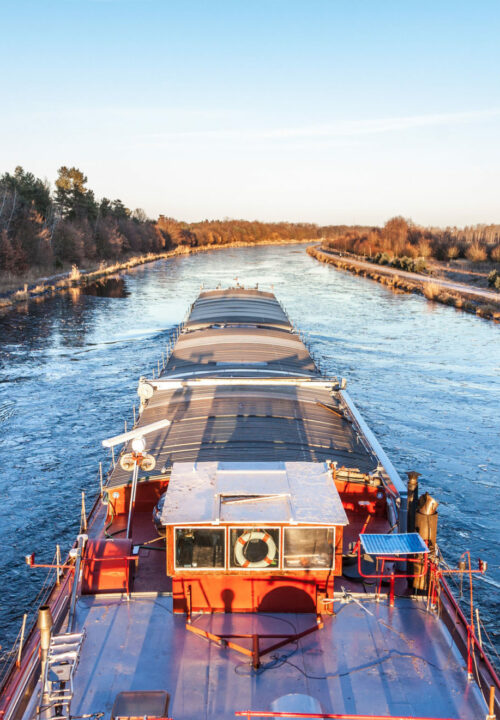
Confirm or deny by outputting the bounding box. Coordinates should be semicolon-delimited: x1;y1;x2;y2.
308;246;500;322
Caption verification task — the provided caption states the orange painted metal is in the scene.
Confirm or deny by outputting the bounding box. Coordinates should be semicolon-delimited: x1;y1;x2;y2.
355;542;429;607
167;520;342;614
81;539;134;594
334;480;386;517
173;575;321;613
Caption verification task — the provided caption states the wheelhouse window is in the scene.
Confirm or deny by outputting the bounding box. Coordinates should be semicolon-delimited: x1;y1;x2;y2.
175;528;225;569
283;527;335;569
230;528;280;569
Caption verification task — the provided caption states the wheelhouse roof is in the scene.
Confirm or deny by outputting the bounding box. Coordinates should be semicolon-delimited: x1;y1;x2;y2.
159;461;349;526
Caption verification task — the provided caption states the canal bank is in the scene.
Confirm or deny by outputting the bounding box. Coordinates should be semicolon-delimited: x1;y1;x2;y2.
308;245;500;322
0;238;311;312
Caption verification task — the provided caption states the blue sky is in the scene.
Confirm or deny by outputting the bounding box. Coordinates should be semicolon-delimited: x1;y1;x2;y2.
1;0;499;225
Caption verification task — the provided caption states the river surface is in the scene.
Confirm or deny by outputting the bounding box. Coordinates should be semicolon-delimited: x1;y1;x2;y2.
0;244;499;659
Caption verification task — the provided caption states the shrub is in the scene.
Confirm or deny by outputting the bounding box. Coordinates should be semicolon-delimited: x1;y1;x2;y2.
423;282;440;300
462;300;477;313
390;256;426;273
439;292;456;305
391;256;408;270
413;257;427;273
417;239;432;258
490;244;500;262
476;304;497;318
466;242;487;262
488;270;500;290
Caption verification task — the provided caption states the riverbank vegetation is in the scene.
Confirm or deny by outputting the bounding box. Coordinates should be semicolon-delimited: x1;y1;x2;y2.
322;216;500;266
2;165;499;315
0;165;368;288
308;246;500;323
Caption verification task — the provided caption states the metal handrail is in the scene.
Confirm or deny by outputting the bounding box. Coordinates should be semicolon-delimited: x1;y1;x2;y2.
438;573;500;690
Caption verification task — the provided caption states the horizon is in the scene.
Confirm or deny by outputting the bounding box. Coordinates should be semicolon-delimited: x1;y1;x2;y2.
2;0;499;226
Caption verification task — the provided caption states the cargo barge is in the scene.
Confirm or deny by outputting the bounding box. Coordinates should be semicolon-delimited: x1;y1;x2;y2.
0;288;498;720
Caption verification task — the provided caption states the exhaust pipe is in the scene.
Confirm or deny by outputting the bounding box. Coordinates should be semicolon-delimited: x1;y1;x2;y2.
37;606;53;718
414;492;439;591
37;605;53;650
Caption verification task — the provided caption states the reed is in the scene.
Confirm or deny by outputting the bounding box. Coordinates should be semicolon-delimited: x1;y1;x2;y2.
422;281;441;300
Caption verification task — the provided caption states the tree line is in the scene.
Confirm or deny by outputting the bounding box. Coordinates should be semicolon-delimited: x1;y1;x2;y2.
0;166;166;274
2;167;498;277
1;165;364;275
322;217;500;264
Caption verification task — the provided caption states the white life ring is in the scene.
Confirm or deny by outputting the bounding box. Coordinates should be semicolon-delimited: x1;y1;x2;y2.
234;530;277;568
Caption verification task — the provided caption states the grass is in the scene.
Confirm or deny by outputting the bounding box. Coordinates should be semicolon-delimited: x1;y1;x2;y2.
69;264;81;283
422;281;441;300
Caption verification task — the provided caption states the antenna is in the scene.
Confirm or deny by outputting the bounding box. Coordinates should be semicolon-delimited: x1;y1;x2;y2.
101;418;171;448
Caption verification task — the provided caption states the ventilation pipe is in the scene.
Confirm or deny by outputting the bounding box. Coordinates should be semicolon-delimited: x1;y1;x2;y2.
413;492;439;591
37;606;53;717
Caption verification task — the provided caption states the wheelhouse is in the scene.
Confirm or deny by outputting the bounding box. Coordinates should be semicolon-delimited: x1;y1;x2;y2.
158;461;348;612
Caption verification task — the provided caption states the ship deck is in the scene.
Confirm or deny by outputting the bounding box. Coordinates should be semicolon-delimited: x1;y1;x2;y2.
7;288;495;720
64;593;486;720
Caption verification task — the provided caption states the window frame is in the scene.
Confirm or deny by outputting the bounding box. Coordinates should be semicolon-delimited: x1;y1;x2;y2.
173;525;226;571
229;525;282;571
282;525;336;571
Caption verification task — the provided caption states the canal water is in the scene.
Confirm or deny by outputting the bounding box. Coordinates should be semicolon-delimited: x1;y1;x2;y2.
0;244;498;658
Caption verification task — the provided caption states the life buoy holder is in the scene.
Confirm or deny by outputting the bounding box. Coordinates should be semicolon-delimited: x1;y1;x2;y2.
234;530;277;568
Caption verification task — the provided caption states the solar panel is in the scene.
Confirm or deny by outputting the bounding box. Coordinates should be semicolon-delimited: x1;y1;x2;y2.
360;533;429;556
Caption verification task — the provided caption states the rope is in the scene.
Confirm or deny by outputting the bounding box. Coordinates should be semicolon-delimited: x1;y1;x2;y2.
279;648;442;680
140;535;166;546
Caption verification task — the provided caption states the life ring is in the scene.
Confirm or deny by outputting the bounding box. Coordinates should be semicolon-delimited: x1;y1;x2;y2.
234;530;277;568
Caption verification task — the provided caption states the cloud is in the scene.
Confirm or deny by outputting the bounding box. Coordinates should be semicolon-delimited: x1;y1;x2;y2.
141;108;500;144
